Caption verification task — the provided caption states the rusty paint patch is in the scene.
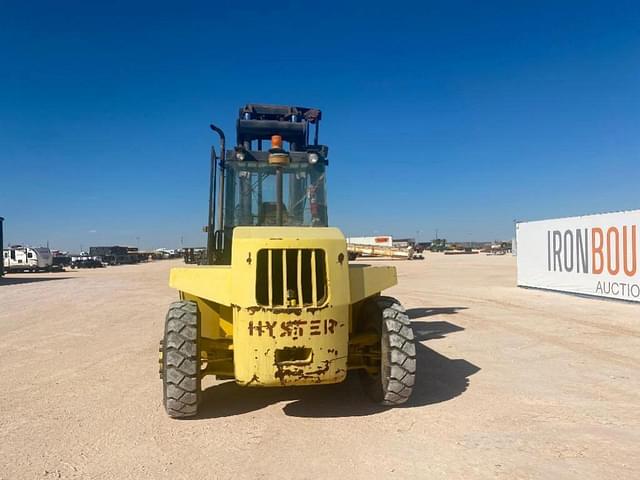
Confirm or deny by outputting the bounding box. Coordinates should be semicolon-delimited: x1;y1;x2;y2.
273;356;347;385
274;360;331;385
245;303;332;315
246;305;302;315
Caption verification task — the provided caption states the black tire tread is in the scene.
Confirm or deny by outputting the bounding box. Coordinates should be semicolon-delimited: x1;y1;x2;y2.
163;300;200;418
374;296;416;406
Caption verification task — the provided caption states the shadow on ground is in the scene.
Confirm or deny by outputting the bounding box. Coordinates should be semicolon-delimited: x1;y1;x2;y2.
0;276;71;286
194;306;479;420
406;306;467;319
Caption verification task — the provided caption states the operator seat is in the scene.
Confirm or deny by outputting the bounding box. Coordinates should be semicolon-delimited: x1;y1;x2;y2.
259;202;289;226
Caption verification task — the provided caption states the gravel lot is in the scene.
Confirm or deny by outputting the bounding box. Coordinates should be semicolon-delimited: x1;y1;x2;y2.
1;254;638;479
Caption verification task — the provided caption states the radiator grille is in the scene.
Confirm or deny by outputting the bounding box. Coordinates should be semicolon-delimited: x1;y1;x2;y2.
256;249;327;308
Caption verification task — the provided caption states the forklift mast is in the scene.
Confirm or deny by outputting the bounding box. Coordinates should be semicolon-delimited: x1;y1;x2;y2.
236;104;322;149
207;105;328;264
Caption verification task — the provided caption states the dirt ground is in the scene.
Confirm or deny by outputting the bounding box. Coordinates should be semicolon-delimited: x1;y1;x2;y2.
0;253;638;479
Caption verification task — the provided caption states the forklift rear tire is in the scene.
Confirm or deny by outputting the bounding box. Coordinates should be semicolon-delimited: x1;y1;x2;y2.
360;296;416;405
162;300;201;418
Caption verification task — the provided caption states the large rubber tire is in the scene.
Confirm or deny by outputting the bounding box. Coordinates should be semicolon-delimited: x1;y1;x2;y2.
162;300;201;418
359;296;416;405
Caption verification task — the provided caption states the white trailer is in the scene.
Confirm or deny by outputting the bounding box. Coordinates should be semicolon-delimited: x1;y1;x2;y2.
347;242;420;260
3;246;53;272
346;235;393;247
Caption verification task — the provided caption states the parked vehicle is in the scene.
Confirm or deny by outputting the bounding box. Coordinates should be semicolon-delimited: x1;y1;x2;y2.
0;217;4;277
159;104;417;418
183;247;206;264
2;246;54;272
51;255;72;272
89;246;145;265
70;256;105;269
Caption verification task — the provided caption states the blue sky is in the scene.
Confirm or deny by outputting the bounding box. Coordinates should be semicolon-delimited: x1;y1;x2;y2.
1;1;638;251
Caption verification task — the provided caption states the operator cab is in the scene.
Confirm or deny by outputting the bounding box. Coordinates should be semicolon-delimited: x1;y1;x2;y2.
210;104;329;263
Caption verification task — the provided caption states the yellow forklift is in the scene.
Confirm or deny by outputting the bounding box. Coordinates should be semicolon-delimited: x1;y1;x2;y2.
159;104;416;417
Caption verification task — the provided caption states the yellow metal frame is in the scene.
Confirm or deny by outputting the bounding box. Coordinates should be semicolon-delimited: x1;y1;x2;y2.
169;226;397;387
